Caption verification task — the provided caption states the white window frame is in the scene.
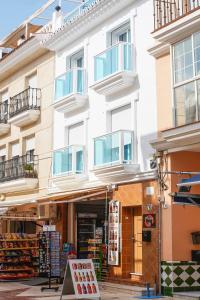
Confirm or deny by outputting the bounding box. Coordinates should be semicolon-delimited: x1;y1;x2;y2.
172;32;200;127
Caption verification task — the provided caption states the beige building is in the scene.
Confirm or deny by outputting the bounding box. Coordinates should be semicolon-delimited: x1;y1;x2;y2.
0;18;54;233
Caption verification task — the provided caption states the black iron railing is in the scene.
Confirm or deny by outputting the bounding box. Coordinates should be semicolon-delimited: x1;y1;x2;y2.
0;154;38;182
0;102;9;124
9;87;41;118
154;0;200;30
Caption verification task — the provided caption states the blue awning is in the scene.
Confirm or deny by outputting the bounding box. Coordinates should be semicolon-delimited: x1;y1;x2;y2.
172;193;200;206
177;174;200;186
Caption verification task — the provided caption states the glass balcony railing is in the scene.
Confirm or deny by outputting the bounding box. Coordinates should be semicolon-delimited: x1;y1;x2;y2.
94;130;134;167
94;43;133;81
53;145;84;176
64;0;96;23
55;68;86;101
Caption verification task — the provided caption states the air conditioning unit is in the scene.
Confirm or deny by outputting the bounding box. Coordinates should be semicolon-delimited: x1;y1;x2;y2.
37;204;57;220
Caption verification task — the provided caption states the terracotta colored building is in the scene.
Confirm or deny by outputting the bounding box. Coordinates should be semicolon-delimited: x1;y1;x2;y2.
150;0;200;295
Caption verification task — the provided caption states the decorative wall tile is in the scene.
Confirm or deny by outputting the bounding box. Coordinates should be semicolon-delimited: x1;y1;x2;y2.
161;261;200;295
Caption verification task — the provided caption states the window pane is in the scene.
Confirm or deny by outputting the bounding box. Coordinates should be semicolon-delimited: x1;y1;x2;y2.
194;33;200;75
175;82;196;126
196;79;200;120
174;37;193;84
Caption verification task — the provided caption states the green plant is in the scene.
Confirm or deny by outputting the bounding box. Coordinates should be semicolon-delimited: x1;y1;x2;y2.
24;163;34;171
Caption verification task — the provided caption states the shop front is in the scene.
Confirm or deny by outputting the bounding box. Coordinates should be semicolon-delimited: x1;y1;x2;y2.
56;180;159;288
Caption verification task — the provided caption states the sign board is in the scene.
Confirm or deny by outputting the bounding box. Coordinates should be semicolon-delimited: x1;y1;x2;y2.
143;214;156;228
108;200;120;266
60;259;100;300
43;225;56;232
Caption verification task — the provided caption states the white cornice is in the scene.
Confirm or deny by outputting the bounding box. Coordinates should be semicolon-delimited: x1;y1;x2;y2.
0;38;47;81
41;0;134;51
148;42;170;58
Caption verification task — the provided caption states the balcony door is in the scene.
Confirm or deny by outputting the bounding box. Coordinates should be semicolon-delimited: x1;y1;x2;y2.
67;122;84;173
0;148;6;179
69;50;84;94
26;73;37;107
11;142;20;179
0;90;8;123
110;104;132;162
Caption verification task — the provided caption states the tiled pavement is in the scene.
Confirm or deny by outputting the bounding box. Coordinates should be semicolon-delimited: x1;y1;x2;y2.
0;282;138;300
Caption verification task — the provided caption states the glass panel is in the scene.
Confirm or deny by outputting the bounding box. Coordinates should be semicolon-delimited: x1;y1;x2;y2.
55;71;73;100
53;146;84;176
123;43;132;71
95;45;118;81
94;132;120;166
174;37;193;84
77;69;84;93
76;147;83;173
194;32;200;75
123;131;132;161
55;69;85;100
53;147;72;175
94;131;134;167
196;79;200;120
175;82;196;126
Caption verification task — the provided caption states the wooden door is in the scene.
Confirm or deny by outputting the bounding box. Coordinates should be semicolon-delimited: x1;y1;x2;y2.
133;206;142;274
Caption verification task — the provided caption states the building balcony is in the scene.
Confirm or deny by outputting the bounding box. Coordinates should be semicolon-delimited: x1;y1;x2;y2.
93;130;139;182
8;88;41;127
64;0;96;24
153;0;200;43
52;145;87;189
0;103;10;136
91;43;136;96
0;155;38;193
54;68;88;113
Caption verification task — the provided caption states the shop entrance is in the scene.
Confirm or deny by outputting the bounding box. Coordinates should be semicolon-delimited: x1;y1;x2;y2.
131;206;142;274
75;199;108;280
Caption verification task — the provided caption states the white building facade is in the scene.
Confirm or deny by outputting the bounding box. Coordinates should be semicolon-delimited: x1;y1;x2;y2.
42;0;159;286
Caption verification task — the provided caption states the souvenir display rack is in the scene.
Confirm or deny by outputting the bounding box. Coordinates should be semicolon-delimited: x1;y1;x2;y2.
108;200;120;266
39;231;60;292
0;233;39;280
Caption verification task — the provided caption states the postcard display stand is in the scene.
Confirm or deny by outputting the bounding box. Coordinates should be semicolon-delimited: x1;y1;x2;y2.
108;200;120;266
39;231;60;292
60;259;100;299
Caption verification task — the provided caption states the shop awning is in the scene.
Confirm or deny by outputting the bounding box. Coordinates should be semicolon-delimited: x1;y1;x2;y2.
177;174;200;186
172;192;200;206
0;208;8;216
0;197;37;207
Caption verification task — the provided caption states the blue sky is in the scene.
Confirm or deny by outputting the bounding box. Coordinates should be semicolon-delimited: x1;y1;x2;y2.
0;0;77;41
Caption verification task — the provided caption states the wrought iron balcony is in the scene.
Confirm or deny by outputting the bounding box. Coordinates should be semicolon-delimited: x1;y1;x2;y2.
0;154;38;183
9;87;41;119
154;0;200;31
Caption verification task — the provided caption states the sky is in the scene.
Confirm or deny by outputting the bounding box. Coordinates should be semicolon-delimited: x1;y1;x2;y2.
0;0;78;41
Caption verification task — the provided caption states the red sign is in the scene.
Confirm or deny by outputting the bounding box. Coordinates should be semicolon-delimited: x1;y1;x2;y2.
143;214;156;228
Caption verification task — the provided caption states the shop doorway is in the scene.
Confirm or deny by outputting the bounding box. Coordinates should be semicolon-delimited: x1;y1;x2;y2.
131;206;142;274
75;199;109;280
